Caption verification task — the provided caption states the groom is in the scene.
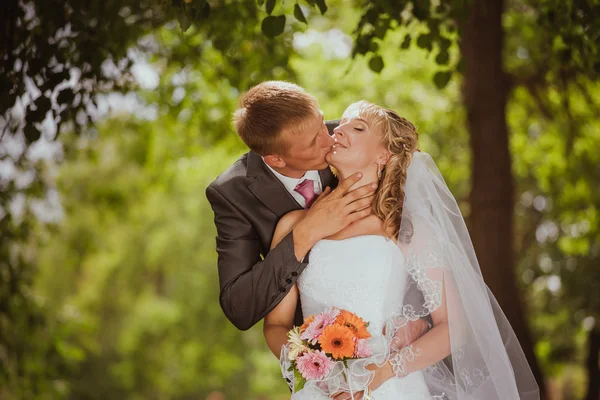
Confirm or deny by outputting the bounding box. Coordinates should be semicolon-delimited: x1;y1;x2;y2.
206;81;427;372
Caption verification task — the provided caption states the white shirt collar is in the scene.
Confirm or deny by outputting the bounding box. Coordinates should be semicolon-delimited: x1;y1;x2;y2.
261;158;321;193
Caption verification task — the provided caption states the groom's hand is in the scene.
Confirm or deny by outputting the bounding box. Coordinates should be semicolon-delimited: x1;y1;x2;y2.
292;172;376;261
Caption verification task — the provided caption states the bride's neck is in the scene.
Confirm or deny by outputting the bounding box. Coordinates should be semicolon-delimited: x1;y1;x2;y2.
337;167;379;191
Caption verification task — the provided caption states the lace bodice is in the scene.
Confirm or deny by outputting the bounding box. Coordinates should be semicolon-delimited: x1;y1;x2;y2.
298;235;406;336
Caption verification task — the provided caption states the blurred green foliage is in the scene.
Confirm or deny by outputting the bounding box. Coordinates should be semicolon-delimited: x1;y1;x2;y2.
35;118;269;399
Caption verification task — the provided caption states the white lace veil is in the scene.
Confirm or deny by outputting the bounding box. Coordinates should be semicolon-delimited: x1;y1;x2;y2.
385;151;540;399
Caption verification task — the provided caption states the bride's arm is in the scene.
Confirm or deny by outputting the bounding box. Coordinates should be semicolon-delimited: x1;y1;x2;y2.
368;268;451;388
390;267;450;376
263;210;307;358
264;284;299;357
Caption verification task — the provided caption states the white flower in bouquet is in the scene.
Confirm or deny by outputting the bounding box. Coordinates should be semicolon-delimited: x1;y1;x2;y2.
287;326;309;361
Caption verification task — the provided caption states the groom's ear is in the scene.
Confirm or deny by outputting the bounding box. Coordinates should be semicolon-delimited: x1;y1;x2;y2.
263;154;287;169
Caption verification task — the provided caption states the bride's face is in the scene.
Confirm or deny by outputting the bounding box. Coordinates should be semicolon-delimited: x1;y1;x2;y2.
326;107;388;174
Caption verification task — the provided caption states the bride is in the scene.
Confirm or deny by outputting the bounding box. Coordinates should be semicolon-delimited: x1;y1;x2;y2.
263;101;540;400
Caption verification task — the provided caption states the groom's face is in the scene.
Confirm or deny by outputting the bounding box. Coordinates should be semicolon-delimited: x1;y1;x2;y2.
279;111;335;172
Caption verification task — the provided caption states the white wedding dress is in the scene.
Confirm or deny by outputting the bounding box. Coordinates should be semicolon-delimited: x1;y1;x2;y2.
294;235;431;399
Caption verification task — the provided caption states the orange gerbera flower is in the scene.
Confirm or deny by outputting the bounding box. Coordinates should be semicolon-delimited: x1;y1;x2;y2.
335;310;371;339
300;315;315;333
319;324;356;359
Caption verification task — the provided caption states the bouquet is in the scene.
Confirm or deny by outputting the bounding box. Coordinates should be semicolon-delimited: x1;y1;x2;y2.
284;307;373;392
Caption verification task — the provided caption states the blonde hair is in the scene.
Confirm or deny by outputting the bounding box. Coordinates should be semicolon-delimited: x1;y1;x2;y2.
350;100;419;238
233;81;320;156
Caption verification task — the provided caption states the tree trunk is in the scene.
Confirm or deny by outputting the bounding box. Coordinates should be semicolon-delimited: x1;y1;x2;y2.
460;0;547;397
586;328;600;400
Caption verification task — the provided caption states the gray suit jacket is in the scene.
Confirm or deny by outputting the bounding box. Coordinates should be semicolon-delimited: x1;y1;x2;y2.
206;121;339;330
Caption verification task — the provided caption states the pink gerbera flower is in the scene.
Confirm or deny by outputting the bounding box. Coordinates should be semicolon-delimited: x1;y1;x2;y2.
301;307;340;344
353;338;372;358
295;350;335;381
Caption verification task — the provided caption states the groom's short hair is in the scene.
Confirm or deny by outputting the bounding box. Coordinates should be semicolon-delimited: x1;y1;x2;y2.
233;81;320;156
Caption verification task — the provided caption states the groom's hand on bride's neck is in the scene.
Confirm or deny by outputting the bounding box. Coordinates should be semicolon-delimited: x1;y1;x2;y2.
292;172;377;261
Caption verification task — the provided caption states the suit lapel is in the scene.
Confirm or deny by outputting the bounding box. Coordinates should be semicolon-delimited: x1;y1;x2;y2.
247;151;302;217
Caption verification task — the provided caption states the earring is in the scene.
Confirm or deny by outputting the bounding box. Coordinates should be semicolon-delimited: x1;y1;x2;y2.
377;163;382;180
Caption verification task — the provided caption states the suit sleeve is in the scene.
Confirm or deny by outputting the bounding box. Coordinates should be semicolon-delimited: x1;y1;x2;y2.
206;185;308;331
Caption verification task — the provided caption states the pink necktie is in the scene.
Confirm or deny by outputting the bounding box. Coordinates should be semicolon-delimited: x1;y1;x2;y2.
294;179;317;208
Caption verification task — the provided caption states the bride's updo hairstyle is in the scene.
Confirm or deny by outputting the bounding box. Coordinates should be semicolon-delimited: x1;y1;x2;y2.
352;101;419;239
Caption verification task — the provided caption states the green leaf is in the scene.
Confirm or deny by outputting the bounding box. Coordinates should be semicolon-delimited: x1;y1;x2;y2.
374;23;388;39
294;368;307;392
25;108;44;125
57;89;75;105
34;95;52;114
266;0;276;14
365;7;379;24
440;36;452;50
191;0;206;11
412;0;431;20
193;2;210;21
400;34;411;49
261;15;286;37
43;70;70;91
24;124;41;144
435;4;448;15
316;0;327;14
435;49;450;65
178;11;192;32
27;57;44;75
433;70;452;89
294;4;307;23
559;48;571;63
368;55;384;73
353;35;371;55
416;33;433;50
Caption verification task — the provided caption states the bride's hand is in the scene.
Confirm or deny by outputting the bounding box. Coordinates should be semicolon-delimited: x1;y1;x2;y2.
383;318;429;349
366;362;395;392
331;390;363;400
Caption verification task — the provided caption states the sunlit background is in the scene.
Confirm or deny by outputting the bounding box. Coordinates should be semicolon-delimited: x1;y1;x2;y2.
1;1;599;399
